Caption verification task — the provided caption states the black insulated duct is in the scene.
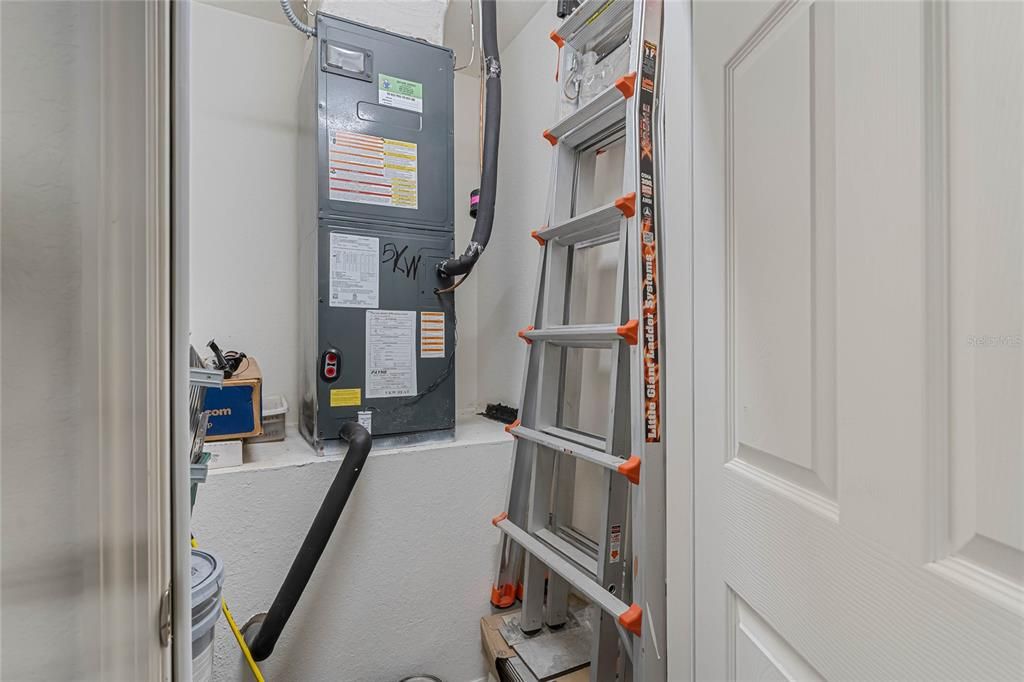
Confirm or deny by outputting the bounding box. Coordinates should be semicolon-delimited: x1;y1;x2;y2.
439;0;501;279
245;422;372;661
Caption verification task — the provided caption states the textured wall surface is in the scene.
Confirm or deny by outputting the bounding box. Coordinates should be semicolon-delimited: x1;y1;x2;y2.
316;0;448;45
192;416;512;682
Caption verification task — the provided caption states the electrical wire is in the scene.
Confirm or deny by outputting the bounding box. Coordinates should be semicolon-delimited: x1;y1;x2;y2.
453;0;477;72
395;292;458;408
191;537;265;682
478;57;485;170
435;271;472;294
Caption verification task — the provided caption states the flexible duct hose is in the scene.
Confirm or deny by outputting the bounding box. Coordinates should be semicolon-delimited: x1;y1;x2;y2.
245;422;372;661
279;0;316;37
439;0;501;278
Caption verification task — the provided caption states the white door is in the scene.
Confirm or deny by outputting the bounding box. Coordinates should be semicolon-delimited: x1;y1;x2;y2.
692;0;1024;678
2;1;172;679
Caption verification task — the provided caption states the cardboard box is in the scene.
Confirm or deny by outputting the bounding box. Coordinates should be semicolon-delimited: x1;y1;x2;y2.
480;611;589;682
203;357;263;441
204;440;243;469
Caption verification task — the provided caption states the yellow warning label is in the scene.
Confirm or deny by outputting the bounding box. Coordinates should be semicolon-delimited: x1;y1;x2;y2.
330;388;361;407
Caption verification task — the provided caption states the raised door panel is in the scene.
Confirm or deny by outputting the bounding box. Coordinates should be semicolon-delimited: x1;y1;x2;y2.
727;0;837;506
937;0;1024;609
730;591;824;682
833;0;931;562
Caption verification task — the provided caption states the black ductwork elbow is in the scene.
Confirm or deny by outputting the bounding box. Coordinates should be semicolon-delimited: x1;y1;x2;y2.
439;0;501;279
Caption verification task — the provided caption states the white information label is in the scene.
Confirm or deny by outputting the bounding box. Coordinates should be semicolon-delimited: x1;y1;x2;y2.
329;233;379;308
357;410;373;434
365;310;417;399
378;73;423;113
420;311;445;358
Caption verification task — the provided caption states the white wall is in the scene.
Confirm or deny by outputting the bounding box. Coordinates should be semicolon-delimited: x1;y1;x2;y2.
453;72;482;409
190;2;481;417
474;6;560;408
474;4;624;411
190;3;306;421
192;417;511;682
473;7;625;538
317;0;447;44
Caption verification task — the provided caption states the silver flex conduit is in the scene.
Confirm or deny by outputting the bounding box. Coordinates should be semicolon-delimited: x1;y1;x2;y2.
280;0;316;37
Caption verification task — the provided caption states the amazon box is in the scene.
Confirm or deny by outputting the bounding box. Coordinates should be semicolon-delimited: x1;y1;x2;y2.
203;357;263;441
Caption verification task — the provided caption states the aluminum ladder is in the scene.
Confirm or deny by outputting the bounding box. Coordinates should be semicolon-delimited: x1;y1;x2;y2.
489;1;666;679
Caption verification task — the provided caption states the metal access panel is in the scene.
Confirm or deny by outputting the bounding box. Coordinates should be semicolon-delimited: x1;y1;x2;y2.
298;13;456;451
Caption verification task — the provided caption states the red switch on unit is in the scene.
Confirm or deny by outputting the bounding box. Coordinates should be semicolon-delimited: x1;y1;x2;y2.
321;349;341;383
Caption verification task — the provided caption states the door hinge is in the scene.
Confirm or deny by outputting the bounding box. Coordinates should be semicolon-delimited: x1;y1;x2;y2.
159;585;173;647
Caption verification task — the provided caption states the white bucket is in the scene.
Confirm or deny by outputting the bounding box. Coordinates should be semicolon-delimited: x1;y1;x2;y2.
191;549;225;682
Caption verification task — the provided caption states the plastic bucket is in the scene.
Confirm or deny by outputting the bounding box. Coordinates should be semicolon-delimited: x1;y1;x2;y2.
191;549;225;682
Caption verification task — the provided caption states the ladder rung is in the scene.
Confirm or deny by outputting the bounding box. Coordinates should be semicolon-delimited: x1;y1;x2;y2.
493;514;641;636
510;423;640;484
536;528;598;576
522;319;638;348
542;426;606;452
558;526;600;559
553;0;633;57
537;195;633;247
545;74;635;150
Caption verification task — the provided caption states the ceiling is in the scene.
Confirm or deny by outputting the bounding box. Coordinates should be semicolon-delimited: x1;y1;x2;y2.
197;0;548;75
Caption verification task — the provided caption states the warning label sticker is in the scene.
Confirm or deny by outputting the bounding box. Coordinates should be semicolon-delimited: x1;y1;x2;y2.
609;523;622;563
378;73;423;113
329;130;418;209
330;388;361;407
329;233;379;308
420;311;445;358
366;310;418;399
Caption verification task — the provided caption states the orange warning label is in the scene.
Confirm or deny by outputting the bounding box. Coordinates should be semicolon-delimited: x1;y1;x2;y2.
420;311;445;358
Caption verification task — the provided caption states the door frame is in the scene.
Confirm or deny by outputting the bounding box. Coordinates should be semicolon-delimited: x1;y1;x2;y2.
171;0;194;678
92;0;174;677
661;0;695;680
